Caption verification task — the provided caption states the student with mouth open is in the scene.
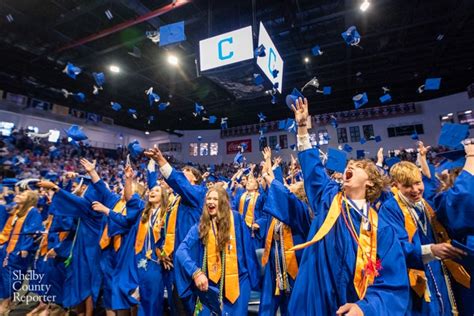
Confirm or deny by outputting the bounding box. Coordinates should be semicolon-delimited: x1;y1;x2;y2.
287;97;410;316
174;186;260;315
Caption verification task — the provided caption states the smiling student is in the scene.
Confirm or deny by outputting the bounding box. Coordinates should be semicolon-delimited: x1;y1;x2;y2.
287;97;409;316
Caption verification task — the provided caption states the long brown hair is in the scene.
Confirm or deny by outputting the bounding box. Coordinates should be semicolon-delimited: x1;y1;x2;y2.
198;186;231;251
141;186;169;224
14;190;39;218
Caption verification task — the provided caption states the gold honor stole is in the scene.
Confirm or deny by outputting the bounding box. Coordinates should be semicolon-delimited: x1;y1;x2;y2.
207;212;239;303
238;192;259;227
134;208;164;257
99;198;127;251
39;214;69;256
394;195;471;301
162;195;181;256
261;218;298;280
0;208;33;254
290;192;379;299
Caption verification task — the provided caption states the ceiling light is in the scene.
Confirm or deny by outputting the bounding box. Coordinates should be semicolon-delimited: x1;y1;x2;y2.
360;0;370;12
167;55;179;66
145;131;150;135
304;57;310;63
109;65;120;73
465;110;472;114
447;113;453;116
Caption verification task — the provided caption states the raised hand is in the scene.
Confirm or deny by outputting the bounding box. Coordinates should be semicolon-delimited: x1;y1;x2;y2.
37;181;59;191
336;303;363;316
417;141;431;157
273;156;282;167
262;146;272;161
431;242;467;260
290;97;309;126
377;147;384;165
64;172;78;180
144;146;167;167
124;165;134;179
80;158;96;173
91;201;110;215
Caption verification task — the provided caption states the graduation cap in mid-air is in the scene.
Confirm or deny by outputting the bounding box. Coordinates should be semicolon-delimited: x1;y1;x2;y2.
325;148;348;173
128;108;138;119
145;87;160;106
385;157;401;169
159;21;186;47
64;125;88;141
311;45;323;56
285;88;304;109
353;92;368;109
341;26;361;47
63;62;82;79
438;123;469;150
258;112;266;122
128;140;144;159
379;93;392;104
111;102;122;111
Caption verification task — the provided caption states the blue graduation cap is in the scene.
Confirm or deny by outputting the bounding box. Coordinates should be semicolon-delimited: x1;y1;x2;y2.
326;148;347;173
128;108;138;119
259;128;265;140
323;86;332;95
286;118;297;133
275;143;281;152
411;132;419;140
385;157;401;168
278;119;287;130
254;74;264;86
234;151;244;164
45;172;59;181
194;102;205;116
290;144;297;151
272;69;279;78
197;136;202;141
435;149;466;173
353;92;368;109
360;138;367;144
159;21;186;47
146;87;160;106
65;125;88;141
220;117;228;129
93;72;105;87
285;88;304;109
254;44;266;58
155;102;167;111
258;112;266;122
311;45;323;56
2;178;18;188
63;62;82;79
379;93;392;104
374;135;382;142
330;115;338;128
424;78;441;91
111;102;122;111
73;92;85;103
128;140;144;158
438;123;469;150
341;26;361;46
343;144;353;153
356;150;365;159
208;116;217;124
240;143;248;152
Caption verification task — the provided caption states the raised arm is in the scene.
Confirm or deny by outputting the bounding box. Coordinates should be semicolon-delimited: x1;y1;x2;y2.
417;141;431;179
38;181;91;218
124;165;135;202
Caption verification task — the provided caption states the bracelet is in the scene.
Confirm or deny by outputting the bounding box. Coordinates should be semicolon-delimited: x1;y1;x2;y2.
466;154;474;158
297;123;307;127
192;269;203;280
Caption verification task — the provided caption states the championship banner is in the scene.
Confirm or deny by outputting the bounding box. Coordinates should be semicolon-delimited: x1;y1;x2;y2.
226;139;252;154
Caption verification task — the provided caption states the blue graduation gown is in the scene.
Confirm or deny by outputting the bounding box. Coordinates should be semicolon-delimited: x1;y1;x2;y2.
434;170;474;315
92;180;141;310
0;205;9;231
50;187;103;308
110;195;166;315
259;179;311;316
288;148;409;316
175;211;260;315
379;197;454;315
0;207;43;299
31;208;76;306
237;191;268;250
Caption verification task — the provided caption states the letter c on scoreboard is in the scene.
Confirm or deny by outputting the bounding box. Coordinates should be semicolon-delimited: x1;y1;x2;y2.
218;37;234;60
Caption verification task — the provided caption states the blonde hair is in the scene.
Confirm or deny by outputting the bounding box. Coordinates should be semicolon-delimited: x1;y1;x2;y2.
390;161;422;186
14;190;39;217
351;159;390;203
437;167;463;192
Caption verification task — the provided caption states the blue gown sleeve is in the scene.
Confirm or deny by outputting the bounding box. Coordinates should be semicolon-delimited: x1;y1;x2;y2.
273;166;284;184
298;148;339;216
108;204;142;232
19;208;44;252
422;174;439;204
435;170;474;234
92;180;119;206
51;189;93;219
253;195;268;240
175;225;202;298
165;168;204;208
263;180;311;236
147;170;158;189
356;224;409;315
378;200;424;270
238;213;260;290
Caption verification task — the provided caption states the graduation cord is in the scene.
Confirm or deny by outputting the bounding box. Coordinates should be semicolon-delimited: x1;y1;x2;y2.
426;264;445;315
145;207;161;264
64;219;80;268
273;221;290;295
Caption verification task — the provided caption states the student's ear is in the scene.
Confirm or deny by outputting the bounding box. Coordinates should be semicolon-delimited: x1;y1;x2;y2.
366;180;374;188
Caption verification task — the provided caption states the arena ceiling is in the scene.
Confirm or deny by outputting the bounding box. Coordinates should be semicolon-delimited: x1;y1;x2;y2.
0;0;473;132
